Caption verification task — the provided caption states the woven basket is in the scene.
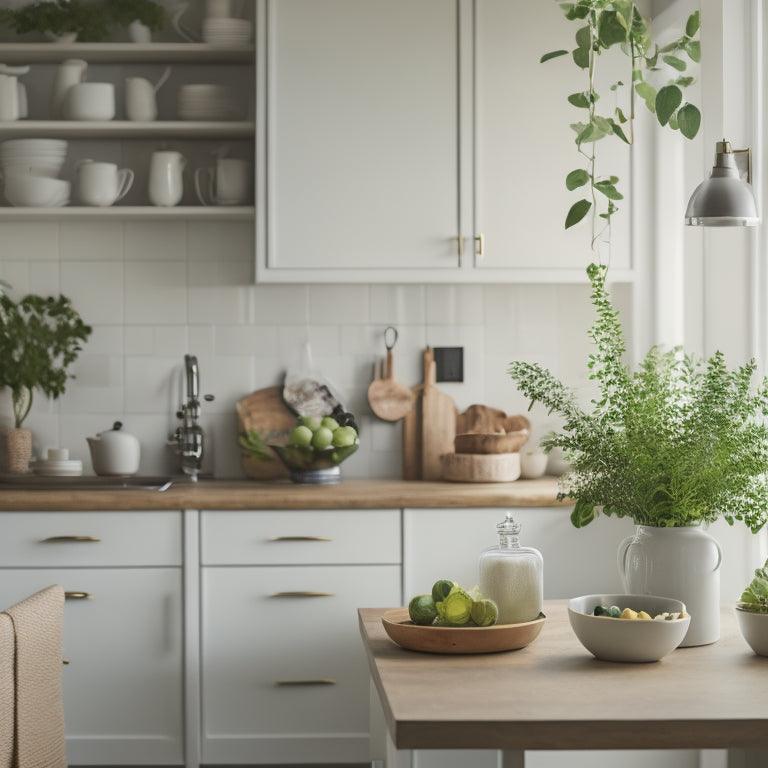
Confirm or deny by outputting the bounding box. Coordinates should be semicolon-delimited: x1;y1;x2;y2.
7;428;32;474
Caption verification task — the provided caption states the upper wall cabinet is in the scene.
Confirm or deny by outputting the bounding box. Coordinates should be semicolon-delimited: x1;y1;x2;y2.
255;0;634;284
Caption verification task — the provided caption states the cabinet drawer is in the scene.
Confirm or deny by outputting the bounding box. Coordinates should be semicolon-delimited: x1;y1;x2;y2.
0;511;182;567
201;509;401;565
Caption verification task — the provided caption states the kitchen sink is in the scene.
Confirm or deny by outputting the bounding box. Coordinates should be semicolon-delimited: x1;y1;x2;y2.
0;475;175;491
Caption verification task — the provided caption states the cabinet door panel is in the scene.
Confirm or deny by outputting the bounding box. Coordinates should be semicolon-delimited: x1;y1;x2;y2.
265;0;459;272
0;568;184;766
201;564;401;764
474;0;631;270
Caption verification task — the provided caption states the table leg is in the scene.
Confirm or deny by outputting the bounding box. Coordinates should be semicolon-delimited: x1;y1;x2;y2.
500;750;525;768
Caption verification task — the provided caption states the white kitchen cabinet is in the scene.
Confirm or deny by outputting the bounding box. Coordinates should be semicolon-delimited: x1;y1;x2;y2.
200;509;402;765
255;0;634;284
0;511;184;766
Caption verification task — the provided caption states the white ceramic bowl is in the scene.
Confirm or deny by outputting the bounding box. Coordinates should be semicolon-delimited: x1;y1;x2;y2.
568;593;690;663
4;173;70;207
65;82;116;121
735;606;768;656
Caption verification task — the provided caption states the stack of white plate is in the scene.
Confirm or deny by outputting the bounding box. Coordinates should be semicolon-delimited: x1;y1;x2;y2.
0;138;70;207
31;458;83;477
202;17;252;46
178;84;242;121
0;138;68;179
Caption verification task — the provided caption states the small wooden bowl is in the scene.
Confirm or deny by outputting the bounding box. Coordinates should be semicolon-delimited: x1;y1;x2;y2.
454;429;529;455
381;607;546;654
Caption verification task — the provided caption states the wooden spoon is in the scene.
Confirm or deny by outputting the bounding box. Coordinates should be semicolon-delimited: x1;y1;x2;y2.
368;327;415;422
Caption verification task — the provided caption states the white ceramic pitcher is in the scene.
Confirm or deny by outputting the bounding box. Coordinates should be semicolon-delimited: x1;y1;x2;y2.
125;66;172;122
148;150;186;206
50;58;87;119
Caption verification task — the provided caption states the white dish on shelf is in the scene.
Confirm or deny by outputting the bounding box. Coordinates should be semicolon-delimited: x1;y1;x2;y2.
31;458;83;477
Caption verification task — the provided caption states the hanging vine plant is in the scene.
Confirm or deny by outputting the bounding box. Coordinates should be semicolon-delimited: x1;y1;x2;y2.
541;0;701;252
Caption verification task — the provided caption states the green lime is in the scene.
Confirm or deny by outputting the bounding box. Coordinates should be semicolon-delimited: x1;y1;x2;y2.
321;416;340;431
311;426;334;449
299;415;323;431
290;425;313;447
332;425;357;447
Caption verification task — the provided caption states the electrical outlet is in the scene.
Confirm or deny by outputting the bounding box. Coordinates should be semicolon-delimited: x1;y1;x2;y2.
434;347;464;382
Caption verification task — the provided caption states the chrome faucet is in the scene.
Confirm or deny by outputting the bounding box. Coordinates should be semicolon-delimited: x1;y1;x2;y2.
169;354;214;481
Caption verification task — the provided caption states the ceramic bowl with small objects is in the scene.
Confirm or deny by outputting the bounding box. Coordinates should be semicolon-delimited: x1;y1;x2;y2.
568;593;690;663
735;606;768;657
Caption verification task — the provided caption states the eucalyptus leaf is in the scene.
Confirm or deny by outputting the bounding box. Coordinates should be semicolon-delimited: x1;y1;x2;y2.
597;10;627;46
575;24;591;49
634;81;657;112
567;91;591;108
677;103;701;140
655;84;682;126
566;168;590;190
686;10;700;37
685;40;701;63
572;46;590;69
675;76;694;88
594;180;623;200
565;199;591;229
541;49;569;63
609;119;629;143
663;54;687;72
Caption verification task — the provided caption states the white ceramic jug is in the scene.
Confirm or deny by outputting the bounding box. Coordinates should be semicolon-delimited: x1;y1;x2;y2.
125;66;172;121
148;150;186;206
50;58;87;119
0;74;19;122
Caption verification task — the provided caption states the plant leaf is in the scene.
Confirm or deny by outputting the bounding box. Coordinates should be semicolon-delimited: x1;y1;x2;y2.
541;49;568;63
594;180;624;200
663;54;687;71
685;40;701;63
575;25;591;49
675;76;695;88
567;91;591;108
609;119;629;143
656;84;682;126
597;10;627;46
566;169;590;190
565;199;592;229
635;81;657;112
572;46;590;69
686;10;700;37
677;103;701;139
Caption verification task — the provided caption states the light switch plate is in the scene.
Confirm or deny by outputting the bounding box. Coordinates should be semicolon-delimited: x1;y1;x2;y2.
434;347;464;382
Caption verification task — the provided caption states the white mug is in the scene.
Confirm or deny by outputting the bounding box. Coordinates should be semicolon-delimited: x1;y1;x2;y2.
76;161;134;207
194;158;250;205
148;150;186;206
0;74;19;122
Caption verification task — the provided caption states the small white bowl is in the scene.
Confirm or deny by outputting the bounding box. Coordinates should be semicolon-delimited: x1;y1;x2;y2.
65;82;116;121
735;606;768;656
568;593;690;663
3;173;70;207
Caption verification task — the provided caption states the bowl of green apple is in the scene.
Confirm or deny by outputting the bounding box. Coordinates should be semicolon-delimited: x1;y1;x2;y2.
270;414;359;484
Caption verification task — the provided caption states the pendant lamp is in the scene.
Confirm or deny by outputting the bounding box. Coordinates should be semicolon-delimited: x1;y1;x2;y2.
685;140;759;226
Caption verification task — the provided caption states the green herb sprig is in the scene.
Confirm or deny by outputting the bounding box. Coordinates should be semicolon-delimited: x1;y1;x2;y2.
739;559;768;614
508;264;768;533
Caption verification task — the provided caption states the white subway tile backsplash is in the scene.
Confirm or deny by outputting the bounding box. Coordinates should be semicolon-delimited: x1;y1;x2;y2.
28;262;62;297
251;284;309;324
187;221;253;262
61;261;124;324
188;285;252;324
370;284;427;325
124;356;181;413
60;222;124;261
310;284;371;324
125;261;187;324
214;324;278;357
425;284;484;325
0;221;59;260
188;260;254;286
124;326;155;356
124;221;188;261
83;326;124;355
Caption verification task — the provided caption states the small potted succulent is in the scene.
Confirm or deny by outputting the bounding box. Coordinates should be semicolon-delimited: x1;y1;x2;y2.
735;558;768;656
0;291;91;472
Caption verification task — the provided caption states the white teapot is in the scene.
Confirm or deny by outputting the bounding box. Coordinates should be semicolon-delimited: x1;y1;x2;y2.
87;421;141;476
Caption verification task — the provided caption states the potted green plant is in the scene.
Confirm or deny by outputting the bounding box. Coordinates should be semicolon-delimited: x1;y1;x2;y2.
104;0;164;41
0;292;92;472
0;0;110;43
735;558;768;656
508;263;768;645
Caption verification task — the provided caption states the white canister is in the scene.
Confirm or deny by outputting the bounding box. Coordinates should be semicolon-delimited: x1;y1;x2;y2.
478;511;543;624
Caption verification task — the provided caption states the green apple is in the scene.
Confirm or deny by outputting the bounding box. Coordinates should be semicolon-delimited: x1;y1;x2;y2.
332;425;357;447
298;415;323;431
311;426;334;449
321;416;339;432
289;425;313;447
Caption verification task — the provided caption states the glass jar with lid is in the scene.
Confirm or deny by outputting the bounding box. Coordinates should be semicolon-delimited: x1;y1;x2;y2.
478;511;543;624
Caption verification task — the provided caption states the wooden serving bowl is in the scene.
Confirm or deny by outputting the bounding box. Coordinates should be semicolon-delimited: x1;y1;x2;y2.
454;429;529;455
381;607;545;654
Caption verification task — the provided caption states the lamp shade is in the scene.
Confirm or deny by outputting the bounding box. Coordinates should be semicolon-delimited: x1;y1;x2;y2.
685;141;759;226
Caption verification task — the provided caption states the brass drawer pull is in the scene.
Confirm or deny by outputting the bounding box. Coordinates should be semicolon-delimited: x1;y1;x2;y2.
269;536;332;542
64;591;93;600
269;591;334;598
274;679;336;686
41;536;101;543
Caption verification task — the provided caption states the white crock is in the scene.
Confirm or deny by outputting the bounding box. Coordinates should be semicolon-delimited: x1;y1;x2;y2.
618;524;722;647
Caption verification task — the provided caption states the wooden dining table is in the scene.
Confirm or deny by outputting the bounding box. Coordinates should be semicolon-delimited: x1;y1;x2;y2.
358;601;768;768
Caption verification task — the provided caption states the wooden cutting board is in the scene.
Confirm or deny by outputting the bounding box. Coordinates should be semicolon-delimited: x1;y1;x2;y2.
236;386;296;479
402;348;457;481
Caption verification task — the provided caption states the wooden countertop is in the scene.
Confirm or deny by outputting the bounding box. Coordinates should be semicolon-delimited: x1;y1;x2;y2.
359;602;768;752
0;476;568;511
